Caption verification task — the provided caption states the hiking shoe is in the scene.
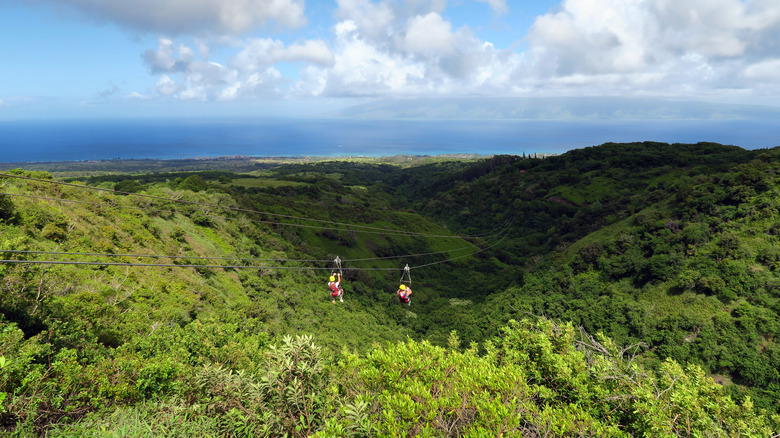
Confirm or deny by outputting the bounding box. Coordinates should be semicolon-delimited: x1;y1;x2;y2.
339;297;343;302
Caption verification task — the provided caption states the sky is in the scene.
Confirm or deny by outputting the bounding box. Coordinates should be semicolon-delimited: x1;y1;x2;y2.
1;0;780;119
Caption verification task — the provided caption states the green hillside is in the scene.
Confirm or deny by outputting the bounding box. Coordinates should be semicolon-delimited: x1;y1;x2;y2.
394;142;780;411
1;143;780;436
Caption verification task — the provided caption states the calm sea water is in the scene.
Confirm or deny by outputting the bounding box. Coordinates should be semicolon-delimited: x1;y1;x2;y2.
0;118;778;163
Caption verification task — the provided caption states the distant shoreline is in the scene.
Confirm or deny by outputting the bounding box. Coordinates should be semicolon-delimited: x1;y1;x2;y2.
0;153;498;174
0;153;492;166
2;118;777;164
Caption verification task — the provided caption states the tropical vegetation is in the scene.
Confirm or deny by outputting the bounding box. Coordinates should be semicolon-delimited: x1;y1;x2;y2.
1;141;779;435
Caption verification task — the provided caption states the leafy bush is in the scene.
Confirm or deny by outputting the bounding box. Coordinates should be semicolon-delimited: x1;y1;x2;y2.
178;175;207;192
3;143;780;434
0;195;17;224
318;319;779;437
114;180;144;194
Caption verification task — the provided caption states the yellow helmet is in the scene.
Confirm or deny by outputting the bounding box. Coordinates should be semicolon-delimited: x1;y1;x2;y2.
329;276;335;282
399;284;406;290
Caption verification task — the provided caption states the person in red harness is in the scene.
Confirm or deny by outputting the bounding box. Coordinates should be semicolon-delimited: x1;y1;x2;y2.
328;272;343;303
397;284;412;305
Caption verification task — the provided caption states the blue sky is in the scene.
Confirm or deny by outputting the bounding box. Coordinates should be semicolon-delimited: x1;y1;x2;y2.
2;0;779;119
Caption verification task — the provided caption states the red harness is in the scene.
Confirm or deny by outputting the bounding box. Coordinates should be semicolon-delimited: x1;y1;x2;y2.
329;282;341;297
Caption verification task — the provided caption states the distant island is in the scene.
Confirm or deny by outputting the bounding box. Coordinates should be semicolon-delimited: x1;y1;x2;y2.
330;96;780;120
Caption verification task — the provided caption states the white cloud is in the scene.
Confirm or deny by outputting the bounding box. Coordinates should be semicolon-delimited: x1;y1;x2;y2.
98;85;120;97
335;0;396;42
520;0;780;99
126;92;150;101
397;0;448;18
529;0;656;75
476;0;508;15
140;36;335;101
126;0;780;104
303;1;528;97
404;13;455;55
649;0;747;57
232;38;334;71
744;59;780;80
156;75;182;96
285;41;336;67
304;20;427;97
33;0;306;34
143;38;193;73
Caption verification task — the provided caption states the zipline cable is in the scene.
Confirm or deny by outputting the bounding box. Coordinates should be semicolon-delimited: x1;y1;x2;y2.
0;228;510;271
343;225;512;262
0;191;472;239
410;230;510;270
0;259;401;271
0;249;333;263
0;225;510;265
0;173;500;239
0;174;514;275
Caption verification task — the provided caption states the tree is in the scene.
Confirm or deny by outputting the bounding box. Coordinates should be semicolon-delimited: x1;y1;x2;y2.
113;179;144;194
0;194;17;224
179;175;207;192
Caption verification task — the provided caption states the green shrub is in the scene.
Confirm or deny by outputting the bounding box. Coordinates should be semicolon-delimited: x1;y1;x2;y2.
114;180;144;194
0;194;17;224
41;223;67;241
179;175;207;192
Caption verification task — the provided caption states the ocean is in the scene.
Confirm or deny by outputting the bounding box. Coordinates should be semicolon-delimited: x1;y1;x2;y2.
0;118;778;163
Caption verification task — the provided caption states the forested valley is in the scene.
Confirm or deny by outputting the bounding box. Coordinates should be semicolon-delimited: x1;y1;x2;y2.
1;141;779;436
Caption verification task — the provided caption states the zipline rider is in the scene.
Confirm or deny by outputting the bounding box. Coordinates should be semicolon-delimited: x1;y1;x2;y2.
397;284;412;305
328;272;344;303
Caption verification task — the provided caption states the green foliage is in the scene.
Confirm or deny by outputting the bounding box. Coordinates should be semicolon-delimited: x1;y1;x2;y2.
46;400;221;437
113;179;144;194
0;356;7;414
3;143;780;434
256;334;330;436
0;194;18;224
178;175;207;192
40;223;67;241
317;319;778;437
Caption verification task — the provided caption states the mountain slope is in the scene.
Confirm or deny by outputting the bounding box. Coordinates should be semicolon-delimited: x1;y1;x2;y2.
398;142;780;410
2;143;780;433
